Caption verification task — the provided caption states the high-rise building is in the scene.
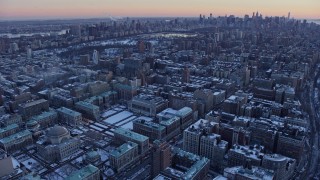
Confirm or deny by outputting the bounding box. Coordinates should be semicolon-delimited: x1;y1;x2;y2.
194;89;214;113
183;119;218;155
92;50;99;65
227;144;264;167
70;25;81;37
0;93;3;106
200;134;228;168
80;54;90;65
26;46;32;59
224;165;274;180
162;147;210;180
248;118;278;153
151;140;171;178
182;66;190;83
262;154;296;180
276;129;305;161
222;95;246;115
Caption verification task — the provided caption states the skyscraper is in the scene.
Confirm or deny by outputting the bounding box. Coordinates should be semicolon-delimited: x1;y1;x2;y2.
151;140;171;178
92;50;99;65
182;66;190;83
26;46;32;59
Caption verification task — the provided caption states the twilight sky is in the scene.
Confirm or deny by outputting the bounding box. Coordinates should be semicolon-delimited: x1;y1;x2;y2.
0;0;319;20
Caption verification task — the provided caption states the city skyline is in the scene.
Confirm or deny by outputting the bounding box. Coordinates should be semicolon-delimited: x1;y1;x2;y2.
1;0;319;20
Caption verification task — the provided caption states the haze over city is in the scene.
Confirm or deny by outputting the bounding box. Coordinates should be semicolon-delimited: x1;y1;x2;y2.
1;0;320;20
1;0;320;180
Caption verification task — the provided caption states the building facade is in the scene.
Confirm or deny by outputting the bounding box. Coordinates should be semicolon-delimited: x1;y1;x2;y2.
57;107;82;126
110;141;139;172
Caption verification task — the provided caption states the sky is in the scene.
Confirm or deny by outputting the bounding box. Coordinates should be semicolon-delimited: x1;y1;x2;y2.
0;0;319;20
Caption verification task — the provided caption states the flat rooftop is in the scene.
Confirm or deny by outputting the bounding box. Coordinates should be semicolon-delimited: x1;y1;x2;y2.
66;164;99;180
57;107;81;117
0;124;18;134
114;127;149;142
0;130;31;144
110;141;138;158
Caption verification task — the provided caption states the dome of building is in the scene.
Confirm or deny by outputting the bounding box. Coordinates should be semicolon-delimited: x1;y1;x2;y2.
47;125;70;144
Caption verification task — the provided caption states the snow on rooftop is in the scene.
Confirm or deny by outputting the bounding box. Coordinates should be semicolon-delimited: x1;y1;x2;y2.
103;111;133;124
94;123;109;129
89;125;103;132
121;122;133;130
104;131;114;136
137;116;153;121
101;110;117;118
115;116;137;126
21;158;44;172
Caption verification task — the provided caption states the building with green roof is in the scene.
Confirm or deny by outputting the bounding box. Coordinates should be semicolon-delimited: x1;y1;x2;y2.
133;119;166;141
0;123;19;139
75;101;100;121
110;141;138;172
27;110;57;128
0;130;33;153
56;107;82;126
66;164;100;180
114;127;149;154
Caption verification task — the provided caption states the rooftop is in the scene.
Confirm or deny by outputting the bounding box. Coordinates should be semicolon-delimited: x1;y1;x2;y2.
66;164;99;180
153;174;172;180
19;99;47;108
0;124;19;134
110;141;138;158
186;119;218;134
263;154;295;162
0;130;32;144
160;116;180;126
28;110;57;122
114;127;149;142
224;166;274;180
176;107;192;117
57;107;81;117
170;147;210;180
134;119;166;131
76;101;99;110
